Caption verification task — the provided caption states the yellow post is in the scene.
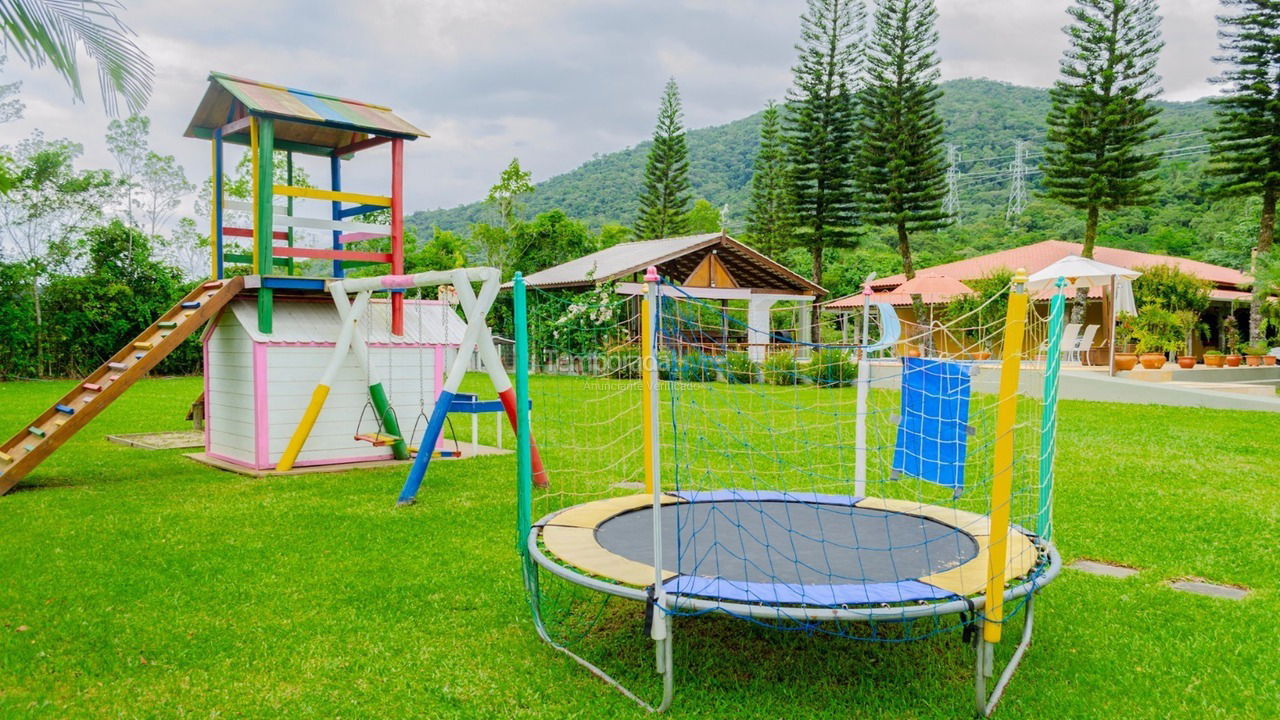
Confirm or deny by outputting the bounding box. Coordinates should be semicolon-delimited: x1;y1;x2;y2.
250;117;260;273
277;384;330;471
983;268;1029;644
641;290;655;494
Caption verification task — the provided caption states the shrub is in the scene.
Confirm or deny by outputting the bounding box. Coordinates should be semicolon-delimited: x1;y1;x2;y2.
677;352;718;382
804;348;858;387
762;351;800;385
1132;307;1182;354
1241;341;1269;357
603;344;641;379
723;352;758;384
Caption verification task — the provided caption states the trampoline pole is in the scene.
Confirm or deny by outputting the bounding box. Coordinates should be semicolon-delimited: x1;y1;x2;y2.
982;593;1036;717
855;275;874;497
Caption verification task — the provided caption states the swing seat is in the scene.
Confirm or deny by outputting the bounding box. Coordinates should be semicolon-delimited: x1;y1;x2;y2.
354;432;401;447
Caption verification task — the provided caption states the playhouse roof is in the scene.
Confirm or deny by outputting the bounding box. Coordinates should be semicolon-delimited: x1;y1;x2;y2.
184;72;429;153
221;298;466;346
519;232;826;296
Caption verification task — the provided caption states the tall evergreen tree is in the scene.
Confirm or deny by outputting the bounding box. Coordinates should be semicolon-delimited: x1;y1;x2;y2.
745;101;794;257
785;0;864;293
1208;0;1280;342
1042;0;1164;319
857;0;949;281
634;78;692;240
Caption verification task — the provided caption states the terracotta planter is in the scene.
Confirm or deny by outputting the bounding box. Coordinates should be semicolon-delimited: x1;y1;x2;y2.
1265;355;1277;366
1113;353;1139;372
1245;354;1264;367
1225;354;1242;367
1203;354;1225;368
1139;353;1167;370
1177;356;1197;369
970;350;992;361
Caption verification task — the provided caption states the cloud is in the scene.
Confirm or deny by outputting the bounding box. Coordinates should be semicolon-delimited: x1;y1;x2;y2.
0;0;1222;225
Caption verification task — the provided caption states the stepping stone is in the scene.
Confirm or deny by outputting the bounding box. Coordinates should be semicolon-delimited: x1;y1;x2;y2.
1169;580;1249;600
610;481;645;490
1069;559;1139;578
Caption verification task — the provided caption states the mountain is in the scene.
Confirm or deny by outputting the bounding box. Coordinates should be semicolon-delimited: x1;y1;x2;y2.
407;78;1217;236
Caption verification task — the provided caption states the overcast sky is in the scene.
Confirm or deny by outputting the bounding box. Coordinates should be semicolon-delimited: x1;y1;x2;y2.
1;0;1225;220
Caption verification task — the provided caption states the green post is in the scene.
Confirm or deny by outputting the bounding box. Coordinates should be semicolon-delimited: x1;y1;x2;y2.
368;382;410;461
256;117;275;334
514;272;533;555
1037;277;1067;539
285;150;295;276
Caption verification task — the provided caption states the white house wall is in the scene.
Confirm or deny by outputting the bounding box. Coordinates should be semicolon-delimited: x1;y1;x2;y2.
205;313;257;463
264;345;447;467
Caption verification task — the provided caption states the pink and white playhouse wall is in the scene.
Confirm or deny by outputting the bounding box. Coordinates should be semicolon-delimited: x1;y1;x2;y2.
202;297;467;470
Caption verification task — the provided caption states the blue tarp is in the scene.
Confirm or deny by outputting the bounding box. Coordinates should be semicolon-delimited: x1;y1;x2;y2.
893;357;972;491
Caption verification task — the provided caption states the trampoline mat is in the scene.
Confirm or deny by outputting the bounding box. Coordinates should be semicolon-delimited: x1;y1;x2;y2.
595;500;980;587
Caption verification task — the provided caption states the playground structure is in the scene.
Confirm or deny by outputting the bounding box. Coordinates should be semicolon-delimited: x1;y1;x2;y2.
515;268;1066;715
0;74;524;498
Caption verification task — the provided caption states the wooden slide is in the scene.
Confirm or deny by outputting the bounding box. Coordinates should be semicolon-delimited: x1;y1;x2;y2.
0;276;245;495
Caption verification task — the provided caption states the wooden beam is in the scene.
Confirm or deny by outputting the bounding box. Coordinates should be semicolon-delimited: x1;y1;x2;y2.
332;135;392;157
271;246;393;263
219;115;252;137
272;185;391;207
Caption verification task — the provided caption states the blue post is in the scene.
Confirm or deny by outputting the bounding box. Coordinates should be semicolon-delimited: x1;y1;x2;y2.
397;390;454;505
329;154;343;278
514;273;532;553
1037;277;1067;539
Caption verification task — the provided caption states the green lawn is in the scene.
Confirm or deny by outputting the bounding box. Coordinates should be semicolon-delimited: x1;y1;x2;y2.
0;375;1276;718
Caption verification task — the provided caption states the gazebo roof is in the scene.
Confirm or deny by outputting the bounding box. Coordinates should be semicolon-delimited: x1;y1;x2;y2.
184;72;429;155
518;232;826;296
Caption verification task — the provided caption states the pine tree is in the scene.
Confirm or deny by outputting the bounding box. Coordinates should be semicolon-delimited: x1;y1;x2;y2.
1042;0;1164;320
634;78;692;240
857;0;949;281
1208;0;1280;342
785;0;864;292
745;101;794;257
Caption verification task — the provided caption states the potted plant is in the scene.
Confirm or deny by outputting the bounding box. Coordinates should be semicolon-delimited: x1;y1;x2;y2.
1173;310;1204;369
1132;307;1181;370
1203;349;1225;368
1221;315;1242;367
1242;341;1269;367
1112;311;1139;371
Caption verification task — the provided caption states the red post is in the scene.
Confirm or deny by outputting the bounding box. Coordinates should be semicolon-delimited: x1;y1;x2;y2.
390;138;406;336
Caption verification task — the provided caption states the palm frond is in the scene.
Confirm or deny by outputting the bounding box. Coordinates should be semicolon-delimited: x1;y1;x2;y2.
0;0;153;115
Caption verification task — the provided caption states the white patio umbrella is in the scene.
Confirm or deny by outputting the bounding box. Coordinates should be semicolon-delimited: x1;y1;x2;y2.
1027;255;1141;376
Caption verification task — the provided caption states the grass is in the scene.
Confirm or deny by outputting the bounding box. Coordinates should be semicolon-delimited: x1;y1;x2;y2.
0;374;1276;718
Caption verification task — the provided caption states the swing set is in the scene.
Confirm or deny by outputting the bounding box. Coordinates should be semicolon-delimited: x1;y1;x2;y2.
277;267;547;503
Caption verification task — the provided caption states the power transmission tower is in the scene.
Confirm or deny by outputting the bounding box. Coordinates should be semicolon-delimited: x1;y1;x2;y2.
943;144;960;223
1006;139;1028;220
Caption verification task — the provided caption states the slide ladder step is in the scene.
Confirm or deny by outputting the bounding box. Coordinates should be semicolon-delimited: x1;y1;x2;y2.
134;341;153;351
54;404;75;414
28;427;46;438
180;301;201;309
83;383;102;392
158;321;178;329
202;280;224;290
107;362;127;370
0;451;11;463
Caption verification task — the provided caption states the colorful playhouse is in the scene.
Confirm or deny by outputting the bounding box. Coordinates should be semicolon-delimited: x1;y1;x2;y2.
1;72;545;503
201;296;468;471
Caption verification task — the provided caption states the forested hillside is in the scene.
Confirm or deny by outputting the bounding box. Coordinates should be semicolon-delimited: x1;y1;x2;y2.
407;78;1256;299
409;78;1214;231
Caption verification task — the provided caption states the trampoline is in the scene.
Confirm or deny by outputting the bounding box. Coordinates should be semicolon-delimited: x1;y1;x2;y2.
530;490;1059;621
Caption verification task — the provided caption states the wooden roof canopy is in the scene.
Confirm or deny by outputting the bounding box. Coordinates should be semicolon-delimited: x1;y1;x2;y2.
519;233;825;297
184;72;429;157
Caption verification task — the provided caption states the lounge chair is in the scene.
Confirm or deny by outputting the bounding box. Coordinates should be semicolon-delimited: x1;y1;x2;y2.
1058;323;1081;362
1071;324;1100;363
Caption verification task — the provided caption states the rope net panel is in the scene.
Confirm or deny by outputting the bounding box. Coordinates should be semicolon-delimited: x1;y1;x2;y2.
520;275;1061;655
